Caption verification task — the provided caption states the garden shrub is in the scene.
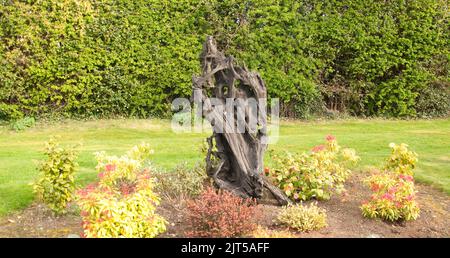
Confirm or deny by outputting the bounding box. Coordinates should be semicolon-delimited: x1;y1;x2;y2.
10;116;35;131
361;143;420;221
185;187;261;238
277;203;327;232
33;138;79;215
269;135;359;201
152;162;208;201
415;82;450;118
384;143;418;175
76;143;167;238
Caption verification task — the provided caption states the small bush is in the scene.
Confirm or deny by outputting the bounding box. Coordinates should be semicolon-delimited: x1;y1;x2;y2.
277;203;327;232
361;143;420;221
152;162;208;200
415;83;450;118
76;143;167;238
185;187;261;238
361;172;420;221
269;135;359;201
33;138;79;215
384;143;418;175
10;117;35;131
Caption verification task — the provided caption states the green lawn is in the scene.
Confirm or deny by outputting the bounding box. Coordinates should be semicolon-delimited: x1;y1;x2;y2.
0;118;449;216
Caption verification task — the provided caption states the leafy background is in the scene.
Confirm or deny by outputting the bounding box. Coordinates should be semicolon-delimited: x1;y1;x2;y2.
0;0;448;120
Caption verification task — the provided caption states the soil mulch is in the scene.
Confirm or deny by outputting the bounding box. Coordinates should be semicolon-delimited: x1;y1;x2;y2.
0;173;448;238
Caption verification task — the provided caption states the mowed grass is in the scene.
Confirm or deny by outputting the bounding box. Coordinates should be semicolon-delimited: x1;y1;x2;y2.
0;118;449;216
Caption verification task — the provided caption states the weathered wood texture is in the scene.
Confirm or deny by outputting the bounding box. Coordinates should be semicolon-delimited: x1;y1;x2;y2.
192;36;290;205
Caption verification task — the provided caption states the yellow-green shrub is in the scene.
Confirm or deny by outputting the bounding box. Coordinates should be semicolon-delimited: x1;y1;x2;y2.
277;203;327;232
361;143;420;221
384;143;418;175
76;143;167;238
33;139;79;215
269;135;359;201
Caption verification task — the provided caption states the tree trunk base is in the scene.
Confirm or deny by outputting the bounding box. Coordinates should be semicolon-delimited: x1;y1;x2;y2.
193;36;290;206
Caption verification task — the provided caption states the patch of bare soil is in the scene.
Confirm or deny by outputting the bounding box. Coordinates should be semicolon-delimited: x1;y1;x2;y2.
0;204;82;238
0;174;448;238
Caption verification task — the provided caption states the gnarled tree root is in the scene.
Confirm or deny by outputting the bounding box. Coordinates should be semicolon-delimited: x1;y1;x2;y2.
193;36;290;206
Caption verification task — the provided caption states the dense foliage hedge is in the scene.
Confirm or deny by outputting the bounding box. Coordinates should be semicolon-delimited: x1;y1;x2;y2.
0;0;448;120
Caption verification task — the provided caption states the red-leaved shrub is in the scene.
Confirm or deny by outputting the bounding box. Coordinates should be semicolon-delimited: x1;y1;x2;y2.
185;187;261;237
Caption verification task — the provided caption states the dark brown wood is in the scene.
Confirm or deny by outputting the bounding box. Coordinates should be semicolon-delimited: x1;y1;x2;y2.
192;36;290;205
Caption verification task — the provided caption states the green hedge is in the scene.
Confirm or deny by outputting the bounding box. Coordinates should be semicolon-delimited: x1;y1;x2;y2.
1;0;448;120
